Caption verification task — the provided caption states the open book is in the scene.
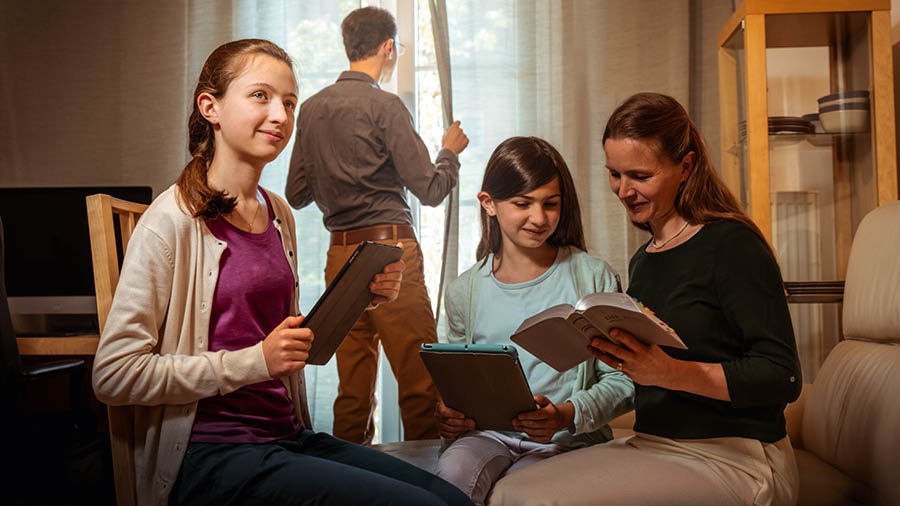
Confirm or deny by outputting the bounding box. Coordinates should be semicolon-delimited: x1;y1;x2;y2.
510;292;686;372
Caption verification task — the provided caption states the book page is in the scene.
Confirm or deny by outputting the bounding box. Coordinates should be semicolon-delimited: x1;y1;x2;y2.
580;305;686;349
510;316;593;372
513;303;576;334
574;292;638;313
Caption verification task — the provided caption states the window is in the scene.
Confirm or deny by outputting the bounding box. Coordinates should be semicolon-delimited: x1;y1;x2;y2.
258;0;521;443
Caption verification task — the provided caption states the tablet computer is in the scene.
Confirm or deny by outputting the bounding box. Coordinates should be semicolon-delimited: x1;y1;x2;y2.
419;343;537;431
304;241;404;365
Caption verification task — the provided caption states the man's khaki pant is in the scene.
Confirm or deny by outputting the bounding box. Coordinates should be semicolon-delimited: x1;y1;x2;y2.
325;238;440;444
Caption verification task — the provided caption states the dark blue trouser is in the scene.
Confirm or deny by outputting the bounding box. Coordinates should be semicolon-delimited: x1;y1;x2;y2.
169;429;472;506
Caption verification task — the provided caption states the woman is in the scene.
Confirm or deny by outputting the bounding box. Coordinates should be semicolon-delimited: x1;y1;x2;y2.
489;93;802;506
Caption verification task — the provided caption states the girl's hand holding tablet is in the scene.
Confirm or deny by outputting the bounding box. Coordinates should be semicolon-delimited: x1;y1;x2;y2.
512;396;575;444
262;315;315;378
434;400;475;439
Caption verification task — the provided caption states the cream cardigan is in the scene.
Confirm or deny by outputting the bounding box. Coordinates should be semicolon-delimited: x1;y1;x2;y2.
92;185;311;506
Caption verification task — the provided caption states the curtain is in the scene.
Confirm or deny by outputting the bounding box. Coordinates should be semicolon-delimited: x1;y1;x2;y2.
427;0;459;329
430;0;732;289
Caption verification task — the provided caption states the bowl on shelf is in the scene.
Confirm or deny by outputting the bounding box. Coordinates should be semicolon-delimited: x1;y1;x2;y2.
817;90;870;108
819;103;870;133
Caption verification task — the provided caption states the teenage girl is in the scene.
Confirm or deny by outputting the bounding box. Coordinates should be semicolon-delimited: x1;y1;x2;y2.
91;39;472;506
434;136;635;505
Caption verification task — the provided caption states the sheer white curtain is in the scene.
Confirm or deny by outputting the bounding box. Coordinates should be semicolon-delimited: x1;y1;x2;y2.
424;1;730;295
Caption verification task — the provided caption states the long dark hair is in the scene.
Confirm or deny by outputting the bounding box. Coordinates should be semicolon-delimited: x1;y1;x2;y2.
476;136;586;263
176;39;294;219
602;92;768;246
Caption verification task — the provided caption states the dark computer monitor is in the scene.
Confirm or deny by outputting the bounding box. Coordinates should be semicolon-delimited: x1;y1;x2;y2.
0;186;153;321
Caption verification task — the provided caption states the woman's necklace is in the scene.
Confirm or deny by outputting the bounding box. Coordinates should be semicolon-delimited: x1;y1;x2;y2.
649;220;689;250
238;196;262;233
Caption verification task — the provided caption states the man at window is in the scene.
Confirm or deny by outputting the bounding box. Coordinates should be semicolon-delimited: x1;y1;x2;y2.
285;6;469;444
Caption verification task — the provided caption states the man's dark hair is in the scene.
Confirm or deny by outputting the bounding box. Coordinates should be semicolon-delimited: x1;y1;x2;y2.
341;7;397;62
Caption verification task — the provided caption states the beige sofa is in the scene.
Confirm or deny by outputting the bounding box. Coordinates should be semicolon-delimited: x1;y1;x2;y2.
375;201;900;505
779;200;900;506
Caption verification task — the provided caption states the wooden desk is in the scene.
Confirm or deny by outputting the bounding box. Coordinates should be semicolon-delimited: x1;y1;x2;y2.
17;335;100;355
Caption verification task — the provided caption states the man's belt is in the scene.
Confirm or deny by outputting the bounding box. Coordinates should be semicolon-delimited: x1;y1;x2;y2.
330;224;416;246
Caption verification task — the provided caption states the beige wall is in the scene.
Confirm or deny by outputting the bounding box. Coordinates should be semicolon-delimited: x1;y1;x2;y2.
0;2;190;196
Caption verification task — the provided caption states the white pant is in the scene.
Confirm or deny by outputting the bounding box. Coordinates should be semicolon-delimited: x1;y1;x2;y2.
436;430;569;506
488;432;799;506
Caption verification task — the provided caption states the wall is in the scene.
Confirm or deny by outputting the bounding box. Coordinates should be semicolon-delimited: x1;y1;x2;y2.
0;1;190;196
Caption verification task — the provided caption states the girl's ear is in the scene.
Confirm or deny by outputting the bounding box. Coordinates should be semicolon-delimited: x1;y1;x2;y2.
477;191;496;216
197;92;220;126
680;150;696;182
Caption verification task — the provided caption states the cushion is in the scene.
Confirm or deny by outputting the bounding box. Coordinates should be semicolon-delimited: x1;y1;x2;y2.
842;201;900;343
801;340;900;505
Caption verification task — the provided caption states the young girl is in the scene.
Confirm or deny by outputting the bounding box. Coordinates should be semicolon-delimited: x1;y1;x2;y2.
435;136;635;505
91;39;472;506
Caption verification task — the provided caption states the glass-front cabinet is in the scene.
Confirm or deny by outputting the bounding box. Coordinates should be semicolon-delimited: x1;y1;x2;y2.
717;0;898;380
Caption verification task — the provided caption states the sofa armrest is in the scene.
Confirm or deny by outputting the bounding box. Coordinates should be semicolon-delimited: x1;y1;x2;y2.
784;383;809;450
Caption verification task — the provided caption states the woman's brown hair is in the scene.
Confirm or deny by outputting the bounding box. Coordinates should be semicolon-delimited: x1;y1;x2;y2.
602;92;768;247
177;38;294;220
476;136;586;264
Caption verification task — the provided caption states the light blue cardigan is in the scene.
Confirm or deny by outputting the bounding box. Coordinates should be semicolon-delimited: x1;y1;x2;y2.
442;247;635;447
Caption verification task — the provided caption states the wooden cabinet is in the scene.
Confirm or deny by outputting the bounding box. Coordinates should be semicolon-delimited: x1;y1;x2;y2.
717;0;898;280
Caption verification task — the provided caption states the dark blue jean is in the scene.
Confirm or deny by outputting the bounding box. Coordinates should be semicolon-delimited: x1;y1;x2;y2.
169;430;472;506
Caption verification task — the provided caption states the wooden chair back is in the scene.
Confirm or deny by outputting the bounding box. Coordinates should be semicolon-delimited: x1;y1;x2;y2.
86;193;148;506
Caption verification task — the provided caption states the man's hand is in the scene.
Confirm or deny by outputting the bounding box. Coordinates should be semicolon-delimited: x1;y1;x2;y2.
262;316;314;378
441;120;469;155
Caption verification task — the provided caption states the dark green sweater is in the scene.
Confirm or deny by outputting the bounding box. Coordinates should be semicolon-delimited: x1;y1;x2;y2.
627;220;802;443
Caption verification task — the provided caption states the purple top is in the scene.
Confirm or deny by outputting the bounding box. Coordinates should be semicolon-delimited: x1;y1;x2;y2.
190;189;301;443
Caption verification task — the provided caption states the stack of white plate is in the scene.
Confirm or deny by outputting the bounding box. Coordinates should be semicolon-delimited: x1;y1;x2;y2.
817;90;869;133
738;116;813;139
801;113;824;134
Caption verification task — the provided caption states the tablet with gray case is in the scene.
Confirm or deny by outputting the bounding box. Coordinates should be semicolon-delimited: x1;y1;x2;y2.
419;343;536;431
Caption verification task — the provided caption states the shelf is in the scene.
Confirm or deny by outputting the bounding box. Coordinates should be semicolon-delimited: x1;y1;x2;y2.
728;131;871;155
783;281;844;304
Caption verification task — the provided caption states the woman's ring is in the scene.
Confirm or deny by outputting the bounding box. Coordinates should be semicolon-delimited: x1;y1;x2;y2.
616;362;624;372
